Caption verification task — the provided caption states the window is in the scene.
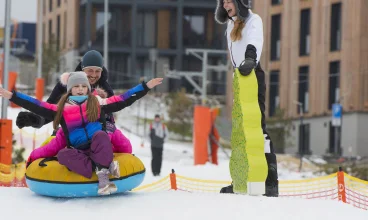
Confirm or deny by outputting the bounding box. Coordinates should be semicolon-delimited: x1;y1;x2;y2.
115;7;131;46
299;9;310;56
108;54;130;89
42;22;45;44
63;11;67;49
169;11;177;49
269;70;280;117
49;0;53;12
271;0;282;5
328;61;340;109
137;11;157;47
298;66;309;113
330;3;341;51
95;8;120;45
95;11;112;41
56;15;60;51
183;14;205;47
48;19;52;43
299;124;310;155
57;0;61;7
271;14;281;60
43;0;46;15
78;9;85;47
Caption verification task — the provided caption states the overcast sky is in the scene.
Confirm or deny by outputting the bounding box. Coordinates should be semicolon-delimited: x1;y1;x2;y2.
0;0;37;27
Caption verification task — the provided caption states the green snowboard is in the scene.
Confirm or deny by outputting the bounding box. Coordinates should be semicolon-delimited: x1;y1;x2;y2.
230;68;268;194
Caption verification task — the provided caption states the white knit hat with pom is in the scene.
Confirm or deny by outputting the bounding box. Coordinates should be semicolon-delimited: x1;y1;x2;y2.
60;71;91;93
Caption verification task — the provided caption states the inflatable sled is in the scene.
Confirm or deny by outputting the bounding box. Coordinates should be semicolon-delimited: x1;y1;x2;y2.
25;137;145;197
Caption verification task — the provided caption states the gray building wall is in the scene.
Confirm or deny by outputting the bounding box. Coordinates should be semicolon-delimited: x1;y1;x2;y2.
285;113;368;157
356;114;368;157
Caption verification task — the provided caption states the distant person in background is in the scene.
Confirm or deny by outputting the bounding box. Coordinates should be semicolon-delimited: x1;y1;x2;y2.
149;114;168;176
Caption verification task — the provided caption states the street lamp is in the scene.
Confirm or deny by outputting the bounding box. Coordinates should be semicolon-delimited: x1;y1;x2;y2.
1;0;11;119
332;97;343;156
293;100;304;172
104;0;109;69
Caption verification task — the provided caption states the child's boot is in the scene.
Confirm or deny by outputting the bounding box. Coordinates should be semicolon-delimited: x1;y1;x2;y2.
109;161;120;178
96;168;118;195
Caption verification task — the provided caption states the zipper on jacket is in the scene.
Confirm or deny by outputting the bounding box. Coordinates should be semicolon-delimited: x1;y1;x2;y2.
230;41;236;68
79;105;90;143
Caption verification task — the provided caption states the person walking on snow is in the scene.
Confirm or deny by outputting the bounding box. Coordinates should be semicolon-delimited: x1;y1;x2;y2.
149;114;167;176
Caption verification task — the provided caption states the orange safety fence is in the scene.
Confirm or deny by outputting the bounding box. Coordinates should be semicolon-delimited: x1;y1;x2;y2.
132;169;368;211
12;128;52;150
1;165;367;211
0;162;27;187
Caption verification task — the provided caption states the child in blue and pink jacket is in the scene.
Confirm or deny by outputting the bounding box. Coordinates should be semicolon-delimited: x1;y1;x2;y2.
0;71;163;195
30;86;134;157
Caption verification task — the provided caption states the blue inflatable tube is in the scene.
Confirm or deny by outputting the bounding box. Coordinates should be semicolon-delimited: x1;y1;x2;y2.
25;171;145;197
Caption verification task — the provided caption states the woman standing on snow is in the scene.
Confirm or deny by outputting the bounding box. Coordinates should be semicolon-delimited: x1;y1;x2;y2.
215;0;278;197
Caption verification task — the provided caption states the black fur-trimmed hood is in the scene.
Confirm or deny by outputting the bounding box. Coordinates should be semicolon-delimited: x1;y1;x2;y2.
215;0;252;24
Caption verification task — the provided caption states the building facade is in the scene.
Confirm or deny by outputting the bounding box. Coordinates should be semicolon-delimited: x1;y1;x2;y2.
226;0;368;157
37;0;227;94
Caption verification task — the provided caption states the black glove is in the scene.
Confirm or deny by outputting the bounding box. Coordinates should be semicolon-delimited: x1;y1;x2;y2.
238;44;257;76
16;112;45;129
238;58;256;76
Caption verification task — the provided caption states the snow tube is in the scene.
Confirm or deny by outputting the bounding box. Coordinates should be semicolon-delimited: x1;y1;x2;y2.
25;135;145;197
25;153;145;197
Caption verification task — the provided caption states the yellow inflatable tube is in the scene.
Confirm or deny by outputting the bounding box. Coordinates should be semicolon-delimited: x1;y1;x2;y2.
25;137;145;197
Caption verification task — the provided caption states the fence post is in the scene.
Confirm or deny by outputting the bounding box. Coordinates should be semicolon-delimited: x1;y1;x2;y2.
170;169;177;190
337;166;347;203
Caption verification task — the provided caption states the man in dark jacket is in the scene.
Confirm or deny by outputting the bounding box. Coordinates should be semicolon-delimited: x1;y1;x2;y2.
149;114;167;176
16;50;114;129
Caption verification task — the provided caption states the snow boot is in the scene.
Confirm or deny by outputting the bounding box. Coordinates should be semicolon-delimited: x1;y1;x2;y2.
96;167;118;195
109;161;120;178
264;163;279;197
220;184;234;194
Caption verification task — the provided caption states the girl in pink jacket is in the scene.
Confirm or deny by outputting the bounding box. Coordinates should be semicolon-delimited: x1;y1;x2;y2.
0;71;162;195
29;86;133;158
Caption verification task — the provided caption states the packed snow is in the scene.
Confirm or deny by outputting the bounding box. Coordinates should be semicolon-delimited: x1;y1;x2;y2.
1;96;366;219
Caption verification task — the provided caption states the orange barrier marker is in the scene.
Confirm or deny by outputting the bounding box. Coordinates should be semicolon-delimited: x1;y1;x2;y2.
337;167;347;203
35;78;45;101
193;106;211;165
0;119;12;173
170;169;177;190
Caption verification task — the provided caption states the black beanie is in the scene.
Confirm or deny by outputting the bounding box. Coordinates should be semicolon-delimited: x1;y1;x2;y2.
81;50;104;69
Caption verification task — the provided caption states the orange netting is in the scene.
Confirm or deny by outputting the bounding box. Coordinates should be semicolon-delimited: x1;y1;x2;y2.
132;170;368;211
1;163;367;211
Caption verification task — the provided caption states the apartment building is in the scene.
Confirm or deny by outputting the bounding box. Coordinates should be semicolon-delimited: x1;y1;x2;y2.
37;0;227;94
226;0;368;156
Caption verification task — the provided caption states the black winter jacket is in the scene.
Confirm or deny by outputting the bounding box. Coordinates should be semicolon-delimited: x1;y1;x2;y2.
31;62;115;127
47;62;114;104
